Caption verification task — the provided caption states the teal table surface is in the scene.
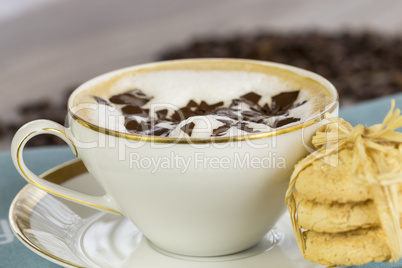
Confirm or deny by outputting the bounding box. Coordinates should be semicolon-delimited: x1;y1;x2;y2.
1;93;402;268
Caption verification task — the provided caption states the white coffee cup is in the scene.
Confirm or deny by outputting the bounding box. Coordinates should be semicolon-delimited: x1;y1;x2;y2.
11;59;338;257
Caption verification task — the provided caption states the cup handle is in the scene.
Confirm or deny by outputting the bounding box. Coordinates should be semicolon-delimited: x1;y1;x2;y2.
11;119;122;215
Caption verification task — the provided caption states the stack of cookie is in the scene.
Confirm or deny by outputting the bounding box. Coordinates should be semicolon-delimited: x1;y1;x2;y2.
285;103;402;266
294;148;399;266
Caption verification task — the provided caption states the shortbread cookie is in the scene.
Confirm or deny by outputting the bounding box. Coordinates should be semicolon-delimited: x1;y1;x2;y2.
295;149;371;204
297;197;402;233
304;228;391;266
297;199;378;233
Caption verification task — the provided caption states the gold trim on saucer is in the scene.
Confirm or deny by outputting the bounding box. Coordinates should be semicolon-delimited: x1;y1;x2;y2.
9;159;87;268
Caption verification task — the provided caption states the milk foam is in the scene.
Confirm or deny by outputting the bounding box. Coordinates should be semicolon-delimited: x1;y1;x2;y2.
111;71;293;109
72;66;333;138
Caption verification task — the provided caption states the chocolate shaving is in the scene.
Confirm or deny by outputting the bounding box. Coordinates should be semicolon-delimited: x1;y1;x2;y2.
156;109;168;120
229;99;241;107
215;107;239;115
180;122;196;137
124;118;150;131
97;89;307;137
215;112;240;120
241;110;261;119
212;125;232;136
122;105;149;117
291;100;307;109
171;107;193;122
148;126;172;137
109;92;150;106
273;117;300;128
240;92;261;106
93;96;110;106
186;100;198;108
271;91;300;115
124;118;140;131
261;103;271;115
216;118;233;125
241;110;265;124
195;101;224;115
135;90;146;97
237;122;255;133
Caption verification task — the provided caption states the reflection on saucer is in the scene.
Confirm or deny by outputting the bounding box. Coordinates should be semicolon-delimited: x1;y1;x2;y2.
148;228;282;262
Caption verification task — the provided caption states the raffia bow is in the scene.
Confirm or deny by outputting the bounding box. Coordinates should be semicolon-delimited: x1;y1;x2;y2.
285;100;402;262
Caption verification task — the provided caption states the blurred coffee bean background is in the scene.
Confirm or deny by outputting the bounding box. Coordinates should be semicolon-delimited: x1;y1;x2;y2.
1;0;402;149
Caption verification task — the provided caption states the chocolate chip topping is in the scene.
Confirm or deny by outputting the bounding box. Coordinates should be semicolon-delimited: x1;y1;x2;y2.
148;126;172;137
216;118;233;125
291;100;307;109
186;100;198;108
261;103;271;114
171;107;193;122
110;90;151;106
212;124;232;136
273;117;300;128
124;118;148;131
93;96;110;106
122;105;149;117
180;122;196;137
122;105;143;114
271;91;299;115
237;122;255;133
156;109;168;120
215;111;240;120
95;89;306;137
169;100;225;122
195;101;224;115
240;92;261;106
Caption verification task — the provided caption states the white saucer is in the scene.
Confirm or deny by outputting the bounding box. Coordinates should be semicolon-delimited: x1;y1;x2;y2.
9;159;324;268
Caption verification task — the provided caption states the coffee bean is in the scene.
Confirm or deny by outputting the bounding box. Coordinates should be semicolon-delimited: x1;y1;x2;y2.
5;31;402;146
18;100;51;116
0;120;5;138
159;31;402;103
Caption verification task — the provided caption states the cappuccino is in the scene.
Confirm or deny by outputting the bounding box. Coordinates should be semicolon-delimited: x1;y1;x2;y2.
72;60;333;139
